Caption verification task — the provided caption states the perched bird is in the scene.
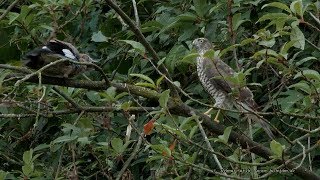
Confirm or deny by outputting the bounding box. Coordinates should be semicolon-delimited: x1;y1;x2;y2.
192;38;274;139
23;39;94;78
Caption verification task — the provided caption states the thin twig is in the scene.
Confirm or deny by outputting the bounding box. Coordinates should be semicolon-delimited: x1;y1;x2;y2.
0;0;20;21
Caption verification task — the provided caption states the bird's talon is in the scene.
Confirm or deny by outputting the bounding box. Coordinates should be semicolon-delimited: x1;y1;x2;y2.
213;109;220;123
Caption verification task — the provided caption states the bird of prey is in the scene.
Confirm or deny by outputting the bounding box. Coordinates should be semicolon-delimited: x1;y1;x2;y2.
23;39;94;78
192;37;274;139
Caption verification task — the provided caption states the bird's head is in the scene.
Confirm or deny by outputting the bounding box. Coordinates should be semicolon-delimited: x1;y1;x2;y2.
192;38;213;54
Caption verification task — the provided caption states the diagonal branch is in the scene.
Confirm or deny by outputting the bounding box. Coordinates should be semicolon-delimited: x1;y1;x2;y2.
105;0;180;98
3;74;318;179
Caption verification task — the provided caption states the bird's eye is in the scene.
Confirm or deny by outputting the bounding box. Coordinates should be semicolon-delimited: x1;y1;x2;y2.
199;39;203;43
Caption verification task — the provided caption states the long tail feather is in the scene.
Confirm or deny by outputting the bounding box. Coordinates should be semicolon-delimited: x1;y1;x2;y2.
246;114;275;139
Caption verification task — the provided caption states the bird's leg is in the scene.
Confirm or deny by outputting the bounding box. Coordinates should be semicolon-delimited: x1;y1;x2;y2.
213;109;220;123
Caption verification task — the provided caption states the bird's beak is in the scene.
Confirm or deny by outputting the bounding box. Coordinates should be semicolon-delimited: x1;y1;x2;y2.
192;39;196;46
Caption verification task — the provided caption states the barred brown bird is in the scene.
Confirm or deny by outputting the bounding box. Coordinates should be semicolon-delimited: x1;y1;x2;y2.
192;38;274;139
23;39;94;78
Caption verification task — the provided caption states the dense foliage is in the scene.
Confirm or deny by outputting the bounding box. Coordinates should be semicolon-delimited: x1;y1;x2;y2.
0;0;320;179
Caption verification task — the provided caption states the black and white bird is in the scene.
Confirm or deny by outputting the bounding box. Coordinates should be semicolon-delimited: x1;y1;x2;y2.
23;39;94;78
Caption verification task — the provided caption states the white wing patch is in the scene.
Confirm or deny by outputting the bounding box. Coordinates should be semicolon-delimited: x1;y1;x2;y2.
42;46;49;50
62;49;76;59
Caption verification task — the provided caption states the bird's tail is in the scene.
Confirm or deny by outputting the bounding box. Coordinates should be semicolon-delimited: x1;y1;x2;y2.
246;113;275;139
235;102;275;139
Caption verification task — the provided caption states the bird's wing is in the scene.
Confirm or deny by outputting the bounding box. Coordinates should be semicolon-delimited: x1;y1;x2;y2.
46;40;79;60
201;56;235;93
202;56;258;109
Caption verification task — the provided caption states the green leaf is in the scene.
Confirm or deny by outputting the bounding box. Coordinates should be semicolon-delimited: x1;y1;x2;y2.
232;13;248;31
252;49;278;58
77;137;91;145
53;135;77;143
262;2;291;14
295;57;317;66
0;170;9;180
22;164;34;176
257;13;290;22
161;124;187;140
181;53;198;64
156;76;165;87
91;31;108;42
111;138;124;154
270;140;285;158
217;126;232;144
290;0;303;18
120;40;146;55
290;24;305;50
279;40;297;59
193;0;207;17
159;89;170;109
165;45;187;72
177;12;198;21
288;81;311;94
240;38;256;46
219;44;240;57
130;73;155;86
7;12;19;24
294;70;320;82
135;82;156;89
150;144;171;156
23;149;33;164
86;91;101;104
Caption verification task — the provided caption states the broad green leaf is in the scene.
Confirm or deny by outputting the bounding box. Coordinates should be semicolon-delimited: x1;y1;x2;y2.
193;0;207;17
259;37;275;48
290;0;303;18
23;150;33;164
204;49;215;58
18;5;31;22
289;81;311;94
295;57;317;66
232;13;248;31
86;91;101;104
294;70;320;82
120;40;146;55
262;2;291;14
77;137;91;145
252;49;278;58
270;140;285;158
34;144;50;151
130;73;155;85
106;87;117;98
257;13;290;22
240;38;256;46
7;12;19;24
92;31;108;42
217;126;232;144
150;144;171;156
0;170;8;180
161;124;187;140
219;44;240;57
165;45;187;73
121;101;132;111
279;40;297;59
181;53;198;64
159;89;170;109
178;12;198;21
53;135;77;143
111;138;124;154
22;164;34;176
290;24;305;50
